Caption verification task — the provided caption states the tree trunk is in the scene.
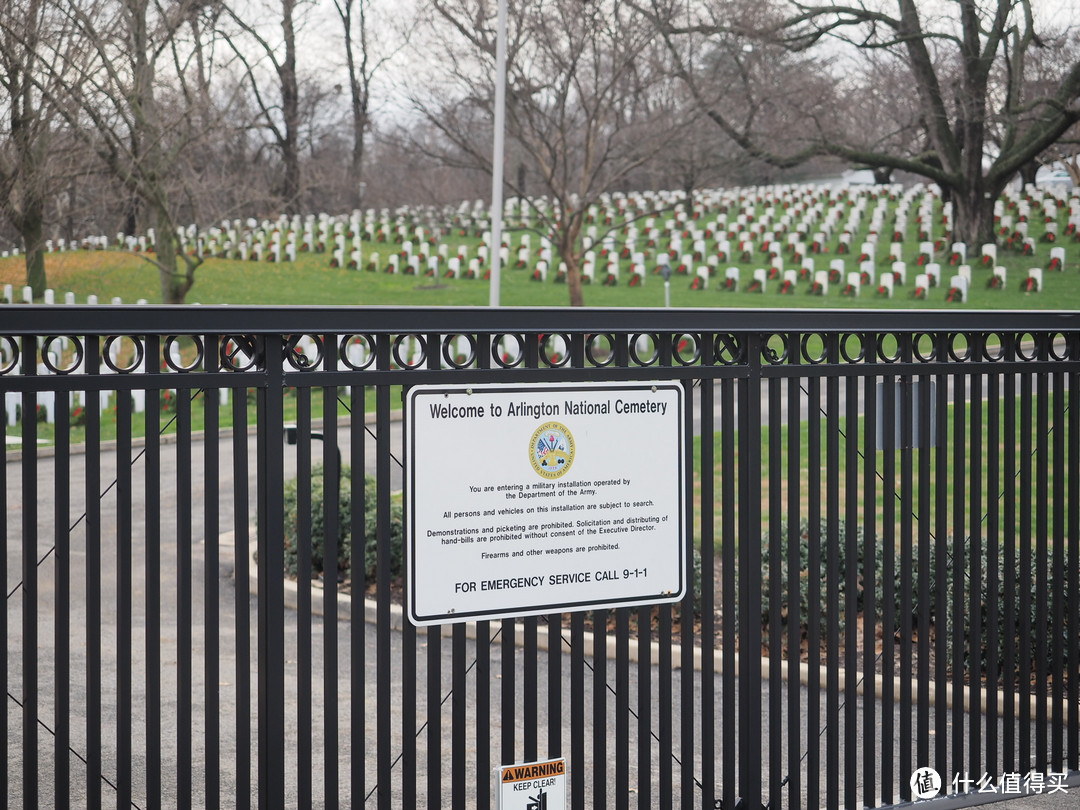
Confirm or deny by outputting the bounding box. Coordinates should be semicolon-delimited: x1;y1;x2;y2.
154;208;192;304
950;181;1000;254
559;216;585;307
280;0;301;215
872;166;893;185
20;199;46;297
1018;160;1039;189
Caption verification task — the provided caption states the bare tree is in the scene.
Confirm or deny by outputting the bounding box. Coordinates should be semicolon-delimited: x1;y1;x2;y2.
0;0;64;296
44;0;231;303
330;0;412;211
222;0;307;215
648;0;1080;247
413;0;678;306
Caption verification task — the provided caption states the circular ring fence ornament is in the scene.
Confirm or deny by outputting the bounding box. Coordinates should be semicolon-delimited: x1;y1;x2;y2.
875;333;901;364
0;336;19;375
102;336;143;374
1049;333;1071;361
585;333;615;367
442;334;476;369
839;333;865;364
762;334;790;365
800;333;828;365
629;333;659;367
947;333;971;363
982;332;1006;362
492;334;525;369
392;334;427;370
221;335;259;372
539;333;571;368
42;336;85;375
672;334;701;366
339;334;376;371
712;334;743;366
912;333;937;363
285;335;323;370
1015;333;1039;362
164;336;204;372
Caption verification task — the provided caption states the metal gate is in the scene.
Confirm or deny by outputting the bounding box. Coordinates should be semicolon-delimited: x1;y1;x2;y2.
3;306;1078;809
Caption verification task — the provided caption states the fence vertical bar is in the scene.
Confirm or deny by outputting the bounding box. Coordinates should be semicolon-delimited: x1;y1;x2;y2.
231;348;251;810
322;335;340;810
571;612;586;807
53;354;70;810
178;379;194;809
204;337;221;810
844;345;860;810
476;618;491;810
720;370;735;810
951;365;968;790
916;358;931;775
296;384;313;808
374;334;393;809
1051;366;1065;769
985;358;1000;781
899;360;915;803
426;624;440;805
767;366;783;810
615;608;630;810
501;617;515;766
349;381;365;807
862;344;877;810
19;350;37;810
738;333;763;809
636;602;651;810
1019;368;1032;775
116;346;133;810
969;351;984;780
257;333;287;810
880;370;895;806
1069;363;1079;770
85;337;102;810
1035;350;1050;772
699;339;715;810
0;386;6;810
145;335;163;810
806;368;822;810
935;343;950;784
787;349;803;810
592;604;607;810
1002;355;1017;770
680;371;695;810
453;623;467;808
825;337;841;810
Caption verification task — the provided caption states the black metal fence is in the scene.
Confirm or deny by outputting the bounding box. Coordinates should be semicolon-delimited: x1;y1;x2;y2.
2;306;1079;810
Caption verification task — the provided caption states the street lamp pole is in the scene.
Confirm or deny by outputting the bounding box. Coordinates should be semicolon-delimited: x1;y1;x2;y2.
488;0;508;307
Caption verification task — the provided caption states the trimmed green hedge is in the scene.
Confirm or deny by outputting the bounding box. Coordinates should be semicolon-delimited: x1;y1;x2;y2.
282;464;404;583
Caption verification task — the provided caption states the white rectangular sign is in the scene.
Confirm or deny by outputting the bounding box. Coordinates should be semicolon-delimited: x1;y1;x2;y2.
405;380;685;625
497;758;566;810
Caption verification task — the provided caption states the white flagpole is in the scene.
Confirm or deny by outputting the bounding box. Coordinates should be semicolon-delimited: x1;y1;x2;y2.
488;0;508;307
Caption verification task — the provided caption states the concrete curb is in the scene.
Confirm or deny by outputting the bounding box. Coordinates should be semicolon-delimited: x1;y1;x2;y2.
236;531;1075;725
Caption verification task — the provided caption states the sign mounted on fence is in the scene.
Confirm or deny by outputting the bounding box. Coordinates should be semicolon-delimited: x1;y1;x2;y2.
497;758;566;810
405;380;686;626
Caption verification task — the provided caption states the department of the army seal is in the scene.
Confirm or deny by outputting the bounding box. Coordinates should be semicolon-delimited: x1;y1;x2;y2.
529;421;575;479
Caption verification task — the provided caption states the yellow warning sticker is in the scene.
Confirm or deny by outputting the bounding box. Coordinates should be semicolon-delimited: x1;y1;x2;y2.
500;759;565;784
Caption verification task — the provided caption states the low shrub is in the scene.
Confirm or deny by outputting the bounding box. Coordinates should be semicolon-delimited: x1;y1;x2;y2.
282;464;404;584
